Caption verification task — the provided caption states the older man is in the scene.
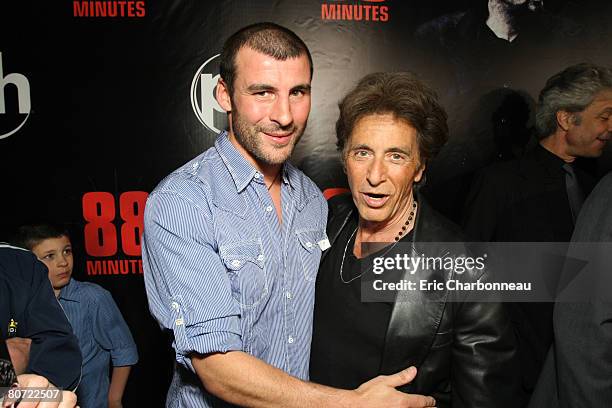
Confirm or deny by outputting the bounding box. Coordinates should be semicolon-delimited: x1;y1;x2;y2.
143;23;435;408
462;63;612;402
310;72;520;407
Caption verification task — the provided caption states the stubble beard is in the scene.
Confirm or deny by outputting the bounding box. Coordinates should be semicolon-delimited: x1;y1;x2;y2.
231;110;305;165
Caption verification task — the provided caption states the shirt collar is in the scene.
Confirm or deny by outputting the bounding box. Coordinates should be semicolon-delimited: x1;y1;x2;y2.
58;278;79;302
215;131;295;193
535;143;566;176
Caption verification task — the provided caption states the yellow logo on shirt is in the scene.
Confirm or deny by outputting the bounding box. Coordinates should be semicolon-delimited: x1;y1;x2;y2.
8;319;18;336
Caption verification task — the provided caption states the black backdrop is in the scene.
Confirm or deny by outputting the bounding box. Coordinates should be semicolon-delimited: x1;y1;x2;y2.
2;1;612;405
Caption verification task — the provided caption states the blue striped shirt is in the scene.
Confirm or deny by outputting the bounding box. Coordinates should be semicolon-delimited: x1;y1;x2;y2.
58;278;138;408
142;132;328;407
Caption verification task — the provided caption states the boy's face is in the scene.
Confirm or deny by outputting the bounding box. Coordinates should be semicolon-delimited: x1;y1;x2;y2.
31;235;73;291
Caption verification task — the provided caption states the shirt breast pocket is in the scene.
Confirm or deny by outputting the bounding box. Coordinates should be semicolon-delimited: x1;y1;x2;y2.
219;240;268;308
295;228;325;282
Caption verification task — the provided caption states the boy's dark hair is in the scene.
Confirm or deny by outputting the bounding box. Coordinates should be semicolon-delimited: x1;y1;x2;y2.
13;223;70;250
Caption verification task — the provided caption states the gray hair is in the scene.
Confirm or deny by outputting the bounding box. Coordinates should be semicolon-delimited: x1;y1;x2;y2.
536;63;612;139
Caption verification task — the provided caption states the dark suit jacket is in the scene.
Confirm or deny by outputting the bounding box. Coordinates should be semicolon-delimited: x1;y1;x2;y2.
0;244;82;390
461;144;596;400
323;192;521;408
529;172;612;408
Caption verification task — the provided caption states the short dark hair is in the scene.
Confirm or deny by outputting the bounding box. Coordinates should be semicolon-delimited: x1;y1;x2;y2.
336;72;448;163
13;223;70;250
219;22;313;95
536;63;612;139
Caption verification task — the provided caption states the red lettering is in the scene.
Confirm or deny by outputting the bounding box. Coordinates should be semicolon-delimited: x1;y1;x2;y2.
86;260;101;276
73;1;88;17
380;6;389;22
364;5;371;20
95;1;107;16
372;5;380;21
119;191;148;256
321;4;336;20
136;1;145;17
83;192;118;257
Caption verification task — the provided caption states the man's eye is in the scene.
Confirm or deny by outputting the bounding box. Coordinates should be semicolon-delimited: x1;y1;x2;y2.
290;89;304;97
355;150;370;158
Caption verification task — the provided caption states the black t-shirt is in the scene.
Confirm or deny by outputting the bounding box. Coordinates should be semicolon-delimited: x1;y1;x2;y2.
310;214;413;389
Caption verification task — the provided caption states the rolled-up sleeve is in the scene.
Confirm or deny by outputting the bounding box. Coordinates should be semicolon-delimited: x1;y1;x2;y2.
142;190;242;371
92;289;138;366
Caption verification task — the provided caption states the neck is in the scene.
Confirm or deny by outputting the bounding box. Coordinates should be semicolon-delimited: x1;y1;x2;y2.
54;288;61;298
486;0;519;42
227;131;283;187
540;133;576;163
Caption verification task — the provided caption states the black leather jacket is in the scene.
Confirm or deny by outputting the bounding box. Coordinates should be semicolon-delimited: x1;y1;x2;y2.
323;192;521;408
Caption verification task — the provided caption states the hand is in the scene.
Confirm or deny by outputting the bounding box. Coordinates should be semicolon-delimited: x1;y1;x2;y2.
2;374;78;408
5;338;32;375
352;367;436;408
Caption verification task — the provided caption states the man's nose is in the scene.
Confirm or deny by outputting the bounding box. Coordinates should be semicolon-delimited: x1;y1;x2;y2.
366;158;386;186
270;95;293;128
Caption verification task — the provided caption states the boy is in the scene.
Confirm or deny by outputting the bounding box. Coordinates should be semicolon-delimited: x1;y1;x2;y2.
15;224;138;408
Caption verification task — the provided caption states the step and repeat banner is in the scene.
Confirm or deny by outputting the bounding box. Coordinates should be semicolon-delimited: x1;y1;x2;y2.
2;0;611;405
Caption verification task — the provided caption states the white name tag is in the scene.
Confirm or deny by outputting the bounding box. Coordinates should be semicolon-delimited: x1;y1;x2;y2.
318;238;331;251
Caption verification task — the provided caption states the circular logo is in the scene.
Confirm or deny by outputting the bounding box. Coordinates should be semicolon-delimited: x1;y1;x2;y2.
190;54;228;134
0;110;30;140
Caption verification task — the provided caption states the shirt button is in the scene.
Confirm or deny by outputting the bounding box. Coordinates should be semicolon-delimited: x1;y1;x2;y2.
288;336;294;344
265;206;273;212
257;254;264;261
171;302;180;310
286;291;292;299
231;260;241;268
254;173;260;179
305;242;313;248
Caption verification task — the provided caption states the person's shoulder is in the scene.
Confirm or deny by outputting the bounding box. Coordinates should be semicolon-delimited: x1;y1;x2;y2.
327;191;353;213
590;172;612;198
0;244;46;285
287;163;325;203
151;147;220;197
71;279;112;302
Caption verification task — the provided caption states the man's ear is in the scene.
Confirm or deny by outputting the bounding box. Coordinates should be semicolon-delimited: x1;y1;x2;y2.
414;162;426;183
216;78;232;112
556;110;573;132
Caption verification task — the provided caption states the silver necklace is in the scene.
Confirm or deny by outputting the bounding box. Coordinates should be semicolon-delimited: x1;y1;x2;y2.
339;201;417;284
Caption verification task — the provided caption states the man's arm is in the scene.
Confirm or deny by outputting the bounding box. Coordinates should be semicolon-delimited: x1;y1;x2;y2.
193;351;435;408
143;192;435;407
5;338;31;375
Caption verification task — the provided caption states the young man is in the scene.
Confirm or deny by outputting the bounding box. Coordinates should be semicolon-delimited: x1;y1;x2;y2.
15;225;138;408
142;23;435;407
